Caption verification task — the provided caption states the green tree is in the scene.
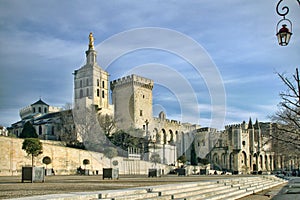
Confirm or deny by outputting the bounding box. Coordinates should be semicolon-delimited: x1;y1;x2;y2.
42;156;52;174
83;159;90;170
197;157;209;165
20;121;38;138
150;153;161;165
177;154;187;165
22;138;43;182
190;142;198;166
104;147;118;167
42;156;51;166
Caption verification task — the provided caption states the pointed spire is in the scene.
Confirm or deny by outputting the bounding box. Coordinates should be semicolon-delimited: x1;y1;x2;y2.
248;117;253;129
254;119;260;129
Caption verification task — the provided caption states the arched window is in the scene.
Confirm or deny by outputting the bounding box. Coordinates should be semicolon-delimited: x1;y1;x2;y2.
97;89;100;97
38;107;41;112
80;89;83;98
44;108;47;113
102;90;105;98
102;81;105;88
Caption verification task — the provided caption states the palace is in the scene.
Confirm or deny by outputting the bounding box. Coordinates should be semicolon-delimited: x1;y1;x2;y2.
9;33;299;174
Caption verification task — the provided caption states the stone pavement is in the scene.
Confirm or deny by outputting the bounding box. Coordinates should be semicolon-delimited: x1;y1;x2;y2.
0;175;235;199
0;175;292;200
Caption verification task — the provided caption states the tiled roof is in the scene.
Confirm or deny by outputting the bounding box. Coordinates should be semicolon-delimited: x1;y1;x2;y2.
31;99;49;106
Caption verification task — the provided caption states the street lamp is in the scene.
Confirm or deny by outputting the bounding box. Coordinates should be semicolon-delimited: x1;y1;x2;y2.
275;0;300;46
276;22;292;46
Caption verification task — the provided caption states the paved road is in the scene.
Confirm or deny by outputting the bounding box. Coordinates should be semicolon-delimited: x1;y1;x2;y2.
0;175;297;199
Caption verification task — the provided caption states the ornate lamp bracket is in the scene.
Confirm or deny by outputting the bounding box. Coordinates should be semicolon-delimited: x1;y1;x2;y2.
275;0;300;46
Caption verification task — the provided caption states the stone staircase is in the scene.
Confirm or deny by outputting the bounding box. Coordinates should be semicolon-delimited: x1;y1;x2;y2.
97;176;287;200
11;175;287;200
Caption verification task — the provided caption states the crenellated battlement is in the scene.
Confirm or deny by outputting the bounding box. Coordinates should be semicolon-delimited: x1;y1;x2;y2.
153;117;181;125
225;124;242;129
110;74;154;90
20;105;32;114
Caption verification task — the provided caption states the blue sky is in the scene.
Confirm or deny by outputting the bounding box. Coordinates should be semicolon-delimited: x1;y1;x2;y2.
0;0;299;129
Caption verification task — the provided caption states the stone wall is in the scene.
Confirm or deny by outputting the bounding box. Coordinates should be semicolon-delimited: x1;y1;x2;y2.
0;136;169;176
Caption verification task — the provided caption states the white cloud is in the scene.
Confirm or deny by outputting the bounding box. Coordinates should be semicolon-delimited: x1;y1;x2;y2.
0;0;299;129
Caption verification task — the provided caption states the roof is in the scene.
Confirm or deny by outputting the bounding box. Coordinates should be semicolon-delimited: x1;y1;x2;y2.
31;99;49;106
34;111;61;120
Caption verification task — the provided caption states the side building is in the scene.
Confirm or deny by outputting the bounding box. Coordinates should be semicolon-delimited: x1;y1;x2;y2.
204;119;299;174
9;99;74;141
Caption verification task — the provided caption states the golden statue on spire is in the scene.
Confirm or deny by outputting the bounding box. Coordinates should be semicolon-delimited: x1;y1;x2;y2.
89;32;94;49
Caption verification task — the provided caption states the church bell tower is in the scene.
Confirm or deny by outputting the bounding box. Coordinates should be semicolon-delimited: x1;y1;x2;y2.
73;33;109;110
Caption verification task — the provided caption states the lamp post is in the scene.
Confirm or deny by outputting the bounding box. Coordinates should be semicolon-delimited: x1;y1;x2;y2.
276;0;300;46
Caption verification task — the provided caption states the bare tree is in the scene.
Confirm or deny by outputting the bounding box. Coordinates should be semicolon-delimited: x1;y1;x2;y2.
271;68;300;152
98;114;116;137
73;103;106;152
63;102;73;110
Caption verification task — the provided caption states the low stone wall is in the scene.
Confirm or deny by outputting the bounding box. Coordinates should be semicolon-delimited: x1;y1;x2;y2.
0;136;168;176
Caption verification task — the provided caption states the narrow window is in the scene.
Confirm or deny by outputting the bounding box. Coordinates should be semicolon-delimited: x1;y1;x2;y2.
86;79;89;86
39;126;42;135
102;90;105;98
80;80;82;87
38;107;41;112
80;89;83;98
51;127;55;135
86;88;89;96
97;79;100;87
140;110;143;116
97;89;100;97
44;108;47;113
102;81;105;88
33;107;36;113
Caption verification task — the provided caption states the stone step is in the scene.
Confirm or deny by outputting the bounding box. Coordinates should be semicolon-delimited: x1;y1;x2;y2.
98;188;148;199
99;176;287;200
230;179;262;189
204;188;248;200
177;185;238;200
156;182;218;196
218;190;254;200
112;191;160;200
137;182;220;200
171;184;231;199
219;177;260;185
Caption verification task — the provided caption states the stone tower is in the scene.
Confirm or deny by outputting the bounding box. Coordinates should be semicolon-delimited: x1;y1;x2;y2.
110;74;154;131
73;33;109;110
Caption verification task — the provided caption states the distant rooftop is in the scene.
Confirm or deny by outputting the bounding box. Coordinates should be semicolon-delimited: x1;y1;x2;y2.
31;99;49;106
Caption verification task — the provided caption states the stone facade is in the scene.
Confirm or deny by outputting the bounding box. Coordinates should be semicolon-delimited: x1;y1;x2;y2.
73;33;110;111
206;119;299;174
6;33;299;174
0;136;169;176
10;99;65;140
